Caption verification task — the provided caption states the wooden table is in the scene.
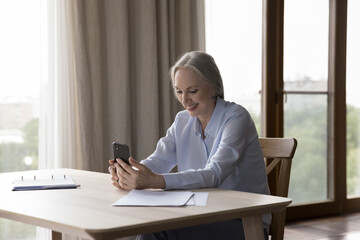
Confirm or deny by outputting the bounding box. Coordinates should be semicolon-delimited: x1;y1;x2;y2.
0;169;291;240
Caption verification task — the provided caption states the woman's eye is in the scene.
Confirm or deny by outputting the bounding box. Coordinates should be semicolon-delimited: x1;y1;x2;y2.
175;89;197;94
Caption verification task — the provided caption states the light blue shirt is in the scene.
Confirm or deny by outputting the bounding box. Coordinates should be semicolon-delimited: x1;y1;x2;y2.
141;97;271;228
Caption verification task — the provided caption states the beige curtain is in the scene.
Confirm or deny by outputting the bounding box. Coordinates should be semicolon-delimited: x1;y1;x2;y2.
70;0;205;173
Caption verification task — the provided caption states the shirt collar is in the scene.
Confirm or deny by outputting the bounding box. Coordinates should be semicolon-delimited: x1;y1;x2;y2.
193;118;202;137
204;97;225;138
192;97;225;138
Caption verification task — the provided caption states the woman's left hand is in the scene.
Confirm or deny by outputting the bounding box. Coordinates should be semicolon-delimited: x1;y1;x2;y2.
114;157;166;190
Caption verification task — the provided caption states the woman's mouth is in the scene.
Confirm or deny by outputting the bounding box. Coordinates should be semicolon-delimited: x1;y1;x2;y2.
187;104;198;111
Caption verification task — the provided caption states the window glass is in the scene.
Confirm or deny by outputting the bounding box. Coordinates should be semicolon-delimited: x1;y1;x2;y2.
0;0;41;239
205;0;262;131
346;0;360;198
284;93;328;204
283;0;329;204
283;0;328;88
0;1;40;172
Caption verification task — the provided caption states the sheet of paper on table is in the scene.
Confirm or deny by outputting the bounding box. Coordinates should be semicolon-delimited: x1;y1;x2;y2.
112;190;209;207
186;192;209;206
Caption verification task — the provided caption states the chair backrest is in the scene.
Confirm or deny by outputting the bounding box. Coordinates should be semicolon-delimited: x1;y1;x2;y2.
259;137;297;240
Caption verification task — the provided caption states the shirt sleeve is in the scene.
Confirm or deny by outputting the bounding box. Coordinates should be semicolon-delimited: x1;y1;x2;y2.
163;112;257;190
140;120;178;174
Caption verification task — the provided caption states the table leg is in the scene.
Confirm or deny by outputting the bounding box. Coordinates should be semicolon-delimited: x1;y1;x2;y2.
242;215;265;240
52;230;62;240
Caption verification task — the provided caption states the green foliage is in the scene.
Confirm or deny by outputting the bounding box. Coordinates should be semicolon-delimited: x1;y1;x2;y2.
250;111;261;134
0;119;39;239
23;119;39;157
346;105;360;196
0;219;36;240
0;143;27;172
0;119;38;172
347;105;359;149
282;98;360;203
247;98;360;203
285;99;328;204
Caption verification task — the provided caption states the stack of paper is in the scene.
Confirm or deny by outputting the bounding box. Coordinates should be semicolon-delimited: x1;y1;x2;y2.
113;190;209;207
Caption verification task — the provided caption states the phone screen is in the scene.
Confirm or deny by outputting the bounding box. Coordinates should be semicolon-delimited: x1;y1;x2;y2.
112;142;130;165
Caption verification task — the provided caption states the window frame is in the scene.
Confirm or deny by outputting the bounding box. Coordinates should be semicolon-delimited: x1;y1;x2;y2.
262;0;360;221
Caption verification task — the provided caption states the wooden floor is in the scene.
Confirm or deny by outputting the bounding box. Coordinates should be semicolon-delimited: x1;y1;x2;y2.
283;212;360;240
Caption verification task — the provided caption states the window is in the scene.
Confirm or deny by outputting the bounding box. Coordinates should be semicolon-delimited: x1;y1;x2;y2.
205;0;262;131
346;0;360;198
208;0;360;221
0;2;40;172
0;1;42;239
283;0;330;205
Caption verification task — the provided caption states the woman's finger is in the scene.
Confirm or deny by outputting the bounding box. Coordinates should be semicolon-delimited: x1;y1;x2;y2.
112;180;122;189
118;176;131;189
129;157;142;171
108;165;116;175
117;158;137;174
114;159;132;183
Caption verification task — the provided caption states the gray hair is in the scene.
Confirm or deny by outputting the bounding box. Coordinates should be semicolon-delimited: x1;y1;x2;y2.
169;51;224;99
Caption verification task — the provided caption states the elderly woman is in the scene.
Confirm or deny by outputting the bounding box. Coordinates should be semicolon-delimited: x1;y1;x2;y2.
109;51;270;240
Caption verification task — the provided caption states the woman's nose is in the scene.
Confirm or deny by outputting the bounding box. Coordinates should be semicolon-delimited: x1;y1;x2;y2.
182;93;189;105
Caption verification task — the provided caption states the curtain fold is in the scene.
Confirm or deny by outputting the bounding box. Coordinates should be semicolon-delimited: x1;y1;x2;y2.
39;0;80;170
38;1;82;239
38;1;204;239
70;0;205;173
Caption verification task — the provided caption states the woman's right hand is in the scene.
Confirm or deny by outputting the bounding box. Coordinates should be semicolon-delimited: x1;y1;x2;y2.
108;157;166;190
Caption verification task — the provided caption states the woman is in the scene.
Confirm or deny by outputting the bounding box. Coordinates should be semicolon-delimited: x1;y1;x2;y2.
109;51;270;240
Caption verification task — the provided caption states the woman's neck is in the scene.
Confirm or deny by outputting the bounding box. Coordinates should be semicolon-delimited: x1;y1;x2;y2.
198;99;217;138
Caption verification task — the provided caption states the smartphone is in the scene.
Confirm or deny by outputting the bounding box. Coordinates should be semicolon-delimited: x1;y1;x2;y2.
112;142;130;165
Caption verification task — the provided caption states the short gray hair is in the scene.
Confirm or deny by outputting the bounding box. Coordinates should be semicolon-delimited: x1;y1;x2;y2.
170;51;224;99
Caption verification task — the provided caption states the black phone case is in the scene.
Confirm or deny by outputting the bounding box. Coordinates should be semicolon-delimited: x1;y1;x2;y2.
112;142;130;165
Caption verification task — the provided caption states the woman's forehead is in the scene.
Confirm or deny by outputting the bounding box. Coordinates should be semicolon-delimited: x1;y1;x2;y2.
174;67;203;86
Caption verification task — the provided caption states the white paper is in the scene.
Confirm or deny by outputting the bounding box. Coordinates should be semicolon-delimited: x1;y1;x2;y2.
186;192;209;206
113;190;195;207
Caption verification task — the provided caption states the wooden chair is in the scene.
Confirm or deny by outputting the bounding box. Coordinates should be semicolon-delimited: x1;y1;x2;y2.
259;137;297;240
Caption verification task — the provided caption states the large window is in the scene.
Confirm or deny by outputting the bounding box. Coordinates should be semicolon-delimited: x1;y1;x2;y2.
0;1;40;172
205;0;262;131
207;0;359;221
346;0;360;198
283;0;330;205
0;1;42;239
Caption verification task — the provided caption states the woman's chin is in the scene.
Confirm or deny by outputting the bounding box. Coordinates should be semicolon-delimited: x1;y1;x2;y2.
187;110;198;117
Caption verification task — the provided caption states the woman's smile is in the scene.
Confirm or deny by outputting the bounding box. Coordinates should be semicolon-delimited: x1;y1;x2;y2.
187;103;198;111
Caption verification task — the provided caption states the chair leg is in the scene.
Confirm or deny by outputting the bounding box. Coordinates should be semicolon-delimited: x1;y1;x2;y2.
271;210;286;240
52;231;62;240
242;215;265;240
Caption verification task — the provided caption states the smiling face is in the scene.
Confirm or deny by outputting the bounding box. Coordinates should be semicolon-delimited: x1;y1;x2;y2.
174;67;216;126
